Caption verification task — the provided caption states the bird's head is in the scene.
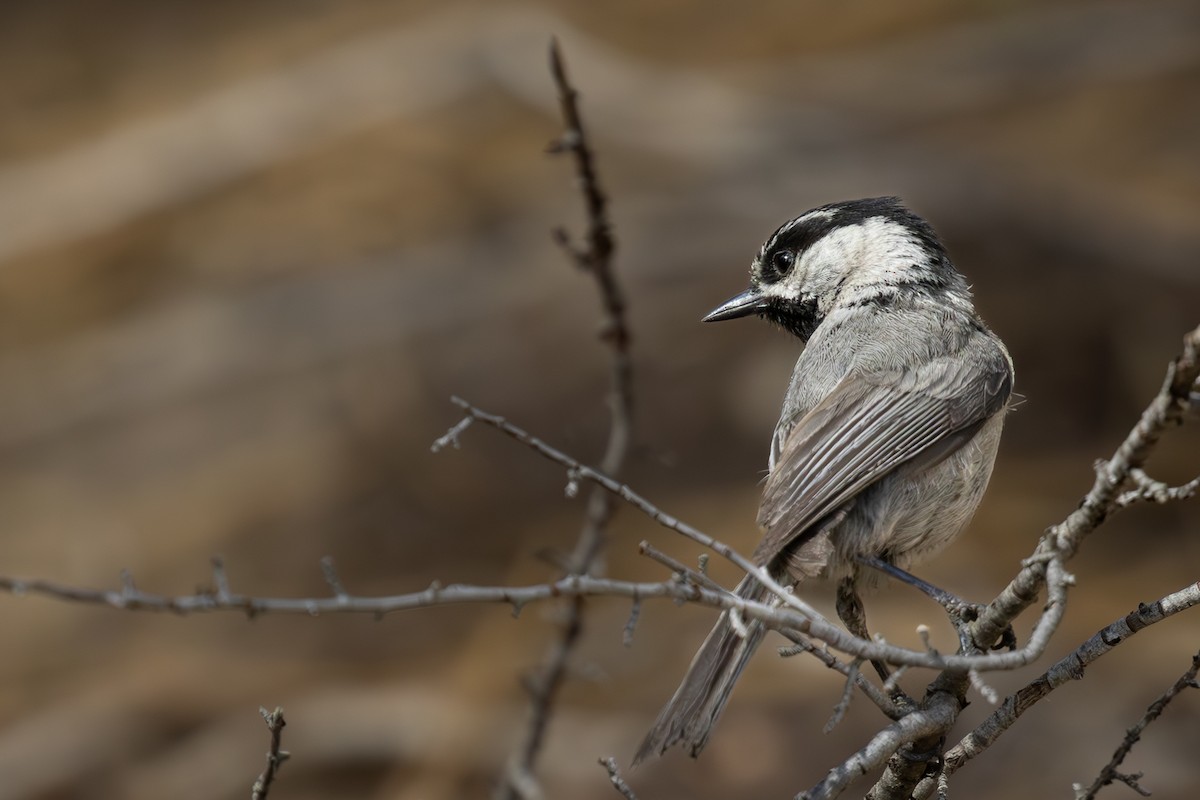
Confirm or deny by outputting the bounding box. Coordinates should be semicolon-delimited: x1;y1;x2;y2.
703;197;972;340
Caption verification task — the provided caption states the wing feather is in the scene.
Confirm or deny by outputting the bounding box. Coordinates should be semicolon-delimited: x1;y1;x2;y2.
753;349;1011;566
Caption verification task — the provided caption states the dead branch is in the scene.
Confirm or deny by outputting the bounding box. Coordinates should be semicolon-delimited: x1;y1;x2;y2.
778;636;904;721
495;40;632;800
250;707;290;800
970;324;1200;652
798;680;961;800
1115;467;1200;509
0;337;1194;800
0;548;1077;674
913;579;1200;795
0;565;717;618
446;396;1083;673
1074;649;1200;800
849;325;1200;800
599;756;639;800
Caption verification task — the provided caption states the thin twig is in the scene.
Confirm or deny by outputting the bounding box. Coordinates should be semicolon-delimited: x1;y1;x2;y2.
881;666;910;695
622;599;641;647
968;670;999;705
250;707;290;800
934;770;950;800
861;670;971;800
211;556;232;601
798;688;960;800
430;415;474;452
825;659;863;733
0;373;1172;677
779;634;904;720
0;560;1079;672
637;540;727;594
320;556;350;601
455;398;1078;672
0;571;689;616
861;325;1200;800
448;398;829;625
496;40;632;800
971;324;1200;652
1115;467;1200;508
598;756;639;800
911;580;1200;798
1074;648;1200;800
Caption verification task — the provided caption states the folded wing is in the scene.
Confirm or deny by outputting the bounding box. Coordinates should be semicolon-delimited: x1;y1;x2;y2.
755;348;1012;565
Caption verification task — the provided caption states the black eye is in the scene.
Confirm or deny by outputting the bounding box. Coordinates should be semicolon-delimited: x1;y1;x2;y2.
770;250;796;276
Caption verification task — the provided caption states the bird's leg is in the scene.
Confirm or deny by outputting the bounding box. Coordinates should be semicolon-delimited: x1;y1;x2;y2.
855;555;1017;653
835;576;893;683
855;556;963;610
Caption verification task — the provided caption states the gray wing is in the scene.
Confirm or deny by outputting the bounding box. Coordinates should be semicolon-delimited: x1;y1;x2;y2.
754;346;1011;566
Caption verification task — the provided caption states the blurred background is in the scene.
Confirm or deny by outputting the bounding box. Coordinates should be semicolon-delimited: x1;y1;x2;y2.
0;1;1198;798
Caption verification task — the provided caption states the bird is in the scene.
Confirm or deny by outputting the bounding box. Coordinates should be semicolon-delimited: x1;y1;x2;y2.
634;196;1013;764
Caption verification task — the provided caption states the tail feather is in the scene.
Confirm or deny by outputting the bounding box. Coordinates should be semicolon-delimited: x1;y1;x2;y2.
633;576;771;764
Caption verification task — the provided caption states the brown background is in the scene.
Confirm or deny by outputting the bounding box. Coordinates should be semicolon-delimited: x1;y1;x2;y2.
0;1;1198;798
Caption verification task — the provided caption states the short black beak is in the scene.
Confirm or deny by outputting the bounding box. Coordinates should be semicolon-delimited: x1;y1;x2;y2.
702;287;767;323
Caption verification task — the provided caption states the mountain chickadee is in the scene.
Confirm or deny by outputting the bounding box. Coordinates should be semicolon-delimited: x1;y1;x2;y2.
635;197;1013;763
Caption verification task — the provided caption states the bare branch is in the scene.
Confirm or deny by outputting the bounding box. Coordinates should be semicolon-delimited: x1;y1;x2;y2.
798;686;960;800
967;669;999;705
320;556;350;601
598;756;639;800
881;666;910;695
0;570;683;617
1116;467;1200;508
430;414;474;452
911;580;1200;797
824;659;864;734
778;636;904;720
495;40;632;800
450;396;1086;671
1074;648;1200;800
250;707;290;800
858;324;1200;800
447;397;829;624
861;671;971;800
934;770;950;800
971;324;1200;651
637;540;727;594
211;556;232;601
0;557;1081;674
622;599;641;647
17;337;1199;684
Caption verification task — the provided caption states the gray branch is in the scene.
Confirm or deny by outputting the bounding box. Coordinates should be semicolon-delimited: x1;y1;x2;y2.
849;324;1200;800
0;329;1193;800
798;685;961;800
448;396;1078;673
1074;648;1200;800
911;580;1200;798
250;707;290;800
598;756;640;800
495;40;633;800
1116;467;1200;509
970;324;1200;652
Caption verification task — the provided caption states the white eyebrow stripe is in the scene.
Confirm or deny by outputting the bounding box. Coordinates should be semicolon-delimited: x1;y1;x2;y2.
763;207;836;254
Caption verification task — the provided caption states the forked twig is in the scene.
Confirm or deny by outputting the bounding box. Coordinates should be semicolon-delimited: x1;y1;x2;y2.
1074;649;1200;800
921;580;1200;793
495;39;632;800
250;707;290;800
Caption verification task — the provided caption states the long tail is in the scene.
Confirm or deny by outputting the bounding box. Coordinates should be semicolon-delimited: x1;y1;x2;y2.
633;575;772;764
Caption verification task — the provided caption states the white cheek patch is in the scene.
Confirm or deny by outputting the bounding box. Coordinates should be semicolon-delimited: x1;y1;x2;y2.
795;218;931;307
842;218;930;286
